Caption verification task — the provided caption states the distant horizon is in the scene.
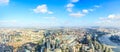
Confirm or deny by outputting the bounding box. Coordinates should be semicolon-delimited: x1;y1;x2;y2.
0;25;119;29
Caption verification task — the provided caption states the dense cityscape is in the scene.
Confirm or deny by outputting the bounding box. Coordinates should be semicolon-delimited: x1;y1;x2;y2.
0;27;120;52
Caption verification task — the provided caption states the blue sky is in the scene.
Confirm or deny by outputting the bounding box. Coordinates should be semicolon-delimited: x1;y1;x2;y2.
0;0;120;27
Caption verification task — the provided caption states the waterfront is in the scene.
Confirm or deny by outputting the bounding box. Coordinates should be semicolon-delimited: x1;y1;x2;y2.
98;32;120;52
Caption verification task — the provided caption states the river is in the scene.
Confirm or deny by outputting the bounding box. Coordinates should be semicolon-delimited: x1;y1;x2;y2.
98;33;120;52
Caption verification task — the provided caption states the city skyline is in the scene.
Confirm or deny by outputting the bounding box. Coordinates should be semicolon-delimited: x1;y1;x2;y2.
0;0;120;27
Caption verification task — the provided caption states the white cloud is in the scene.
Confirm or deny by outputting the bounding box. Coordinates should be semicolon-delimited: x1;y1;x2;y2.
69;9;88;18
82;9;89;13
69;12;84;17
48;11;53;14
67;8;72;12
0;0;9;5
66;3;74;12
108;14;116;19
33;5;47;13
66;2;101;18
71;0;79;3
87;5;101;12
66;3;74;8
66;0;78;12
100;14;120;20
33;4;53;14
96;14;120;27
